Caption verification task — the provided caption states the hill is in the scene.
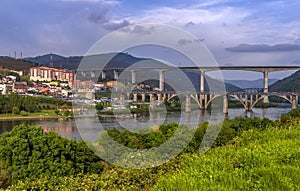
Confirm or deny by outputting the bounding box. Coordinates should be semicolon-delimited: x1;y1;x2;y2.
25;53;241;92
0;56;39;72
24;53;144;71
269;70;300;92
225;78;278;89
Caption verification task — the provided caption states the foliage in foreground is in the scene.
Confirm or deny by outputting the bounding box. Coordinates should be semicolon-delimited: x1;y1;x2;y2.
2;108;300;190
0;124;103;185
154;120;300;191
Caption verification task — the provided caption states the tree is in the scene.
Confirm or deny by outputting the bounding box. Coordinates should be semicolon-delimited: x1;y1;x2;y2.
54;109;60;116
0;124;103;182
95;103;104;111
12;107;19;115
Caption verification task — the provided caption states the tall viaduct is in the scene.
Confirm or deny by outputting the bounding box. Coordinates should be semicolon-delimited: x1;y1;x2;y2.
77;66;300;114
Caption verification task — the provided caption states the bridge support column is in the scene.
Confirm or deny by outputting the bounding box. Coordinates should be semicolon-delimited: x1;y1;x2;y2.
163;94;167;101
133;94;138;102
119;94;125;105
157;94;162;102
101;71;106;80
159;70;164;91
141;93;145;102
223;95;228;114
245;95;249;111
185;95;191;113
131;70;136;84
91;71;95;78
199;70;205;110
200;70;205;93
292;95;297;110
149;94;155;103
263;70;269;103
204;95;208;109
114;70;119;80
250;95;253;107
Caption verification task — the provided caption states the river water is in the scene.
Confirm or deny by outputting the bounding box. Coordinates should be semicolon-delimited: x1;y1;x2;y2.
0;105;292;141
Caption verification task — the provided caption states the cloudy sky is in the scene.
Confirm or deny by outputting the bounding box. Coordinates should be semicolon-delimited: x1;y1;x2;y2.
1;0;300;79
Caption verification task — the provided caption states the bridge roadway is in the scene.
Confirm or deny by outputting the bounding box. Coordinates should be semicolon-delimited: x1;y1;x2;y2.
79;66;300;72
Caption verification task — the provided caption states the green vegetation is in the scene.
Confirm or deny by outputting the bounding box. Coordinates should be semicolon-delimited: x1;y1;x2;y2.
0;110;56;118
0;94;72;118
0;124;103;186
154;121;300;190
1;108;300;190
0;68;20;82
270;70;300;92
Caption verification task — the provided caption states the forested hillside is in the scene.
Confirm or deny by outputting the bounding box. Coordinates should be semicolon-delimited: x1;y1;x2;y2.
269;70;300;92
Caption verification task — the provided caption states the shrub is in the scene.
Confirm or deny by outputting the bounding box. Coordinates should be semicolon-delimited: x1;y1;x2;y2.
0;124;103;183
20;111;27;116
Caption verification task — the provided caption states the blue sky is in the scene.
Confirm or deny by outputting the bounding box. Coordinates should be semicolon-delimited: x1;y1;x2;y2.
1;0;300;79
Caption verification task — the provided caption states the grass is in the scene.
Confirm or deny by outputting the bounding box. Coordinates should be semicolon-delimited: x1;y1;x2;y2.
0;110;58;119
153;121;300;191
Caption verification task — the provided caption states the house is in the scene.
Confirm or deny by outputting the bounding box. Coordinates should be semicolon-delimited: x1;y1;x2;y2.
14;82;28;94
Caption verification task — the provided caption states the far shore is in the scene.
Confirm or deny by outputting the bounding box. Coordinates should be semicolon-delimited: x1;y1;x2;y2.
0;114;97;121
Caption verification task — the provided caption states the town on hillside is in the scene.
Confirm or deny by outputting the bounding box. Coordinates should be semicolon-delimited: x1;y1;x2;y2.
0;56;153;100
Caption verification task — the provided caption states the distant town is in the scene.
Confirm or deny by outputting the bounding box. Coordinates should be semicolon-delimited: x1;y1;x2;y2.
0;55;153;100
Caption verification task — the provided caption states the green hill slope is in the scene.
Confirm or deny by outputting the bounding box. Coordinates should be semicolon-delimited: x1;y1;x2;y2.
269;70;300;92
0;56;39;72
154;120;300;190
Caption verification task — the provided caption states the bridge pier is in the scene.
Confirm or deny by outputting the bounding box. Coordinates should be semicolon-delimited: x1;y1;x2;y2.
200;70;205;93
292;95;298;110
223;95;228;114
141;93;145;102
90;71;95;78
133;93;138;102
131;70;136;84
157;94;163;102
101;71;106;80
250;95;253;107
114;70;119;80
159;71;164;91
263;70;269;103
185;95;191;112
163;94;167;101
119;94;125;105
149;94;155;103
199;70;205;110
245;95;249;111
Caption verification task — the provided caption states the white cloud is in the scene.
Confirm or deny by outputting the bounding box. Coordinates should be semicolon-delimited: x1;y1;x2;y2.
58;0;120;5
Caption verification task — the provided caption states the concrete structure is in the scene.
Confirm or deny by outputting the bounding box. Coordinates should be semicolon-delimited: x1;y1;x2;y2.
159;70;164;91
79;65;300;113
131;70;136;84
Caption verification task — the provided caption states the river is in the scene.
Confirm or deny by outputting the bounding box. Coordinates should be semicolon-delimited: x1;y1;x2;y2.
0;106;292;141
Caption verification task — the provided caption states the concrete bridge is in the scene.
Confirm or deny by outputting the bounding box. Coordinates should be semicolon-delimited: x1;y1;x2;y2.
114;90;300;114
77;66;300;113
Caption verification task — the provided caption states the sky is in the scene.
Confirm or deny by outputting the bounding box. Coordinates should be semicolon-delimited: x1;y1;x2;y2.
1;0;300;79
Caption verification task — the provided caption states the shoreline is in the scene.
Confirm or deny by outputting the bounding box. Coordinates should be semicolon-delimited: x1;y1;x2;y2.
0;115;97;121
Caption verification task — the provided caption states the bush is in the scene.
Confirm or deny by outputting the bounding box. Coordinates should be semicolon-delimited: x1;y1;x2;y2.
0;162;11;188
20;111;28;116
0;124;103;183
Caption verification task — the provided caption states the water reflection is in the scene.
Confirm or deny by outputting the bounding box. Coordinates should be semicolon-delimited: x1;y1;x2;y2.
0;107;291;140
